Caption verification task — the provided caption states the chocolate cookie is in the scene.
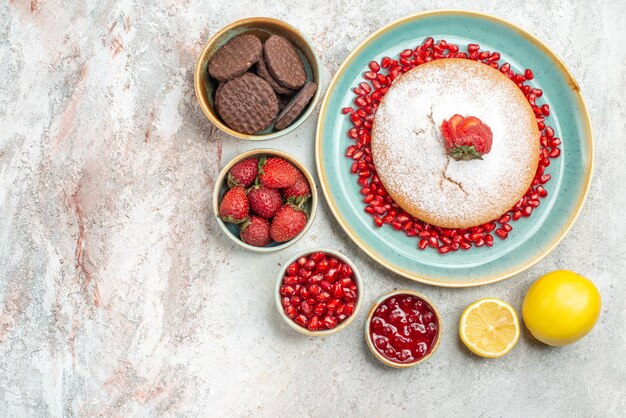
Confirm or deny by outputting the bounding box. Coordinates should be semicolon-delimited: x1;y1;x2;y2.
215;73;278;134
274;82;317;130
263;35;307;90
208;34;262;81
257;52;293;95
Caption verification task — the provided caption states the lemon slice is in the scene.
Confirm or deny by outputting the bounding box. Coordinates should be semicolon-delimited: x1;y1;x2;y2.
459;298;520;358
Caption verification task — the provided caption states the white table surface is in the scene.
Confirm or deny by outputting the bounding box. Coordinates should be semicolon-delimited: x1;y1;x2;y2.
1;0;625;416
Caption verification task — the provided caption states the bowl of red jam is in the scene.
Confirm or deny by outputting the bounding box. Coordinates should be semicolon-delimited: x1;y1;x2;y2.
365;290;442;368
275;248;363;336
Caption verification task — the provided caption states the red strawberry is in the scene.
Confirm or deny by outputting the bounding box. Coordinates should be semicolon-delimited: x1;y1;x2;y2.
240;215;271;247
227;157;258;188
441;114;493;160
258;156;298;188
218;186;249;223
281;170;311;205
248;185;282;218
270;204;307;242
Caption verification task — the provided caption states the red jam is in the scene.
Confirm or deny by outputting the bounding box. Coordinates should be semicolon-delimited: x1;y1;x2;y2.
369;293;439;364
280;251;358;332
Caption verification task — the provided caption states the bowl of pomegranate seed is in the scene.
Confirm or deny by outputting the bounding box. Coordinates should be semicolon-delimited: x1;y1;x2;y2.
195;17;322;140
365;290;442;368
275;249;363;336
213;149;317;252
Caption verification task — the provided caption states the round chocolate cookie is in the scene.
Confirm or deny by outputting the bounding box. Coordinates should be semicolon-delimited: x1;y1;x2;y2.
208;34;262;81
215;73;278;134
263;35;307;90
274;82;317;130
257;53;293;95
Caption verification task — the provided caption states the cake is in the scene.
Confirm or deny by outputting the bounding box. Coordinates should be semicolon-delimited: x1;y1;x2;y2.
371;59;540;229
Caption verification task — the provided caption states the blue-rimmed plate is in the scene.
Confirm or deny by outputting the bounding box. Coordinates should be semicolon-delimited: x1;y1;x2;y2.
315;10;593;287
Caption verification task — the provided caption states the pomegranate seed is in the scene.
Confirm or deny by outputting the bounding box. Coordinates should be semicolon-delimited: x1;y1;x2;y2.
524;69;534;80
342;107;354;114
495;229;508;239
280;285;295;297
309;251;324;265
468;43;480;52
317;291;331;302
537;185;548;197
502;224;513;232
513;210;522;221
323;315;337;329
327;298;340;311
541;104;550;116
523;206;533;217
308;316;320;331
344;302;355;316
286;262;298;276
485;234;494;246
304;259;315;270
283;276;297;286
419;239;428;250
295;315;308;327
422;37;434;48
369;61;380;72
364;71;377;80
549;148;561;158
301;300;313;315
471;232;483;242
438;245;451;254
343;288;357;301
314;302;326;316
488;52;501;62
284;306;297;319
309;283;322;296
540;174;552;184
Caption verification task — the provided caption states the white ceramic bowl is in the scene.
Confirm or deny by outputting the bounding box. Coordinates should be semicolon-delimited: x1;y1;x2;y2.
195;17;322;140
364;289;442;368
275;248;363;336
213;149;317;252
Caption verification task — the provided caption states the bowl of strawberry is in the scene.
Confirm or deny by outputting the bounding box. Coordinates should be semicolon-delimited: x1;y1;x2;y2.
275;249;363;336
214;149;317;252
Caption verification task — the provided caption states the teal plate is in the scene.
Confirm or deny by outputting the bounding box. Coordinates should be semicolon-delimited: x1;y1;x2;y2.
315;10;593;287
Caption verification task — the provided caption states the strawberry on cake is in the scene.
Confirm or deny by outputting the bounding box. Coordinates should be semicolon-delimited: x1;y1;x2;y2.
371;58;540;229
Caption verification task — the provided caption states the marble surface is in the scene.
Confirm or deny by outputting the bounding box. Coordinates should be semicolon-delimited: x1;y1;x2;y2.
1;0;625;416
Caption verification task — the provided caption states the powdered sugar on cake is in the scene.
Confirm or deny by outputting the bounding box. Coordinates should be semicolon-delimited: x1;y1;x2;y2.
371;59;540;228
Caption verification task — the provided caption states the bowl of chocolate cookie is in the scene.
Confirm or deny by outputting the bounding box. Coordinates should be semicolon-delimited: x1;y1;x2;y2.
195;18;322;140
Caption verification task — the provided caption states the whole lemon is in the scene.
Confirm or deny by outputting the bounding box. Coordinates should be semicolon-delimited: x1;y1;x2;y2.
522;270;601;346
